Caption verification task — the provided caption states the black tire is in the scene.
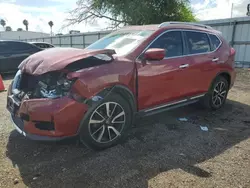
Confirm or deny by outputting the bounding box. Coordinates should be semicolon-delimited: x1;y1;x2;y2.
79;93;133;150
202;76;229;110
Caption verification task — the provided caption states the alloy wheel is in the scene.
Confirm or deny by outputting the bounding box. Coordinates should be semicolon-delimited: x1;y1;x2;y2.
88;102;126;144
212;81;227;107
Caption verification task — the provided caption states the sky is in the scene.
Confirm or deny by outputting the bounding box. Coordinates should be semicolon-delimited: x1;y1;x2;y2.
0;0;249;34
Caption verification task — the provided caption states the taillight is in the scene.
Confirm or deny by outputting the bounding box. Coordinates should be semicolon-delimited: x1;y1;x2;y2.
230;47;236;56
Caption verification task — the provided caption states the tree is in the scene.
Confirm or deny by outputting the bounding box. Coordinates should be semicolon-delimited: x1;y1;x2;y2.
17;28;23;31
5;26;12;31
48;21;54;35
67;0;196;28
23;19;29;31
0;19;6;29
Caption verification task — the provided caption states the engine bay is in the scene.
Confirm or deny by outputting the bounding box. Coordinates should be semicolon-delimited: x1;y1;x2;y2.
16;71;75;100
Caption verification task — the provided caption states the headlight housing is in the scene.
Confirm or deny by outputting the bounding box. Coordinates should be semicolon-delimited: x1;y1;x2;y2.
39;78;76;99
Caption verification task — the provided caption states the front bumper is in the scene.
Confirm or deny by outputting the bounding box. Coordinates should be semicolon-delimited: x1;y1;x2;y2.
7;88;88;141
10;115;75;141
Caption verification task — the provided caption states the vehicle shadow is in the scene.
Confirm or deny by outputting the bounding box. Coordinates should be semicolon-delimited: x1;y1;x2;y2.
6;99;250;188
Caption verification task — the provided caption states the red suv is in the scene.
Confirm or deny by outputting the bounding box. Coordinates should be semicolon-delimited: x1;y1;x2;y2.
7;22;236;149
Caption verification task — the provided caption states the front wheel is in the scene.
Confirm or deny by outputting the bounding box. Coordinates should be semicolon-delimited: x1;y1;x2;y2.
79;93;133;150
202;76;229;110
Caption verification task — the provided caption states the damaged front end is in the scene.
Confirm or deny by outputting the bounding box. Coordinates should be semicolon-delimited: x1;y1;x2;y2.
14;70;75;100
7;48;116;140
7;69;88;140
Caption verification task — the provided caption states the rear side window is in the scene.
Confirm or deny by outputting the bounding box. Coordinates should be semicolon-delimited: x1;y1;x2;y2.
148;31;183;58
185;31;210;55
36;43;53;48
209;34;221;51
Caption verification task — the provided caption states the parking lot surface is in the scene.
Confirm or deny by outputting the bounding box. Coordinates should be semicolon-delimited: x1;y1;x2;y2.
0;69;249;188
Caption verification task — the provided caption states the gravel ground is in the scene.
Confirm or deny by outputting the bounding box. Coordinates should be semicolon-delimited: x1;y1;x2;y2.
0;69;249;188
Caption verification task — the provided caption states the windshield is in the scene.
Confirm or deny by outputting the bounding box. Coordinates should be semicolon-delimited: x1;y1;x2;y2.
86;30;154;56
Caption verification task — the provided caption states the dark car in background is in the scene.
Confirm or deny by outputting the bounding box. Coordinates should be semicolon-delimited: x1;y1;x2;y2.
29;42;55;49
0;41;41;73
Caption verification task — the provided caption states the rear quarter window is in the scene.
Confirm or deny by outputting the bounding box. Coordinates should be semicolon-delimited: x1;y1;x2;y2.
209;34;221;51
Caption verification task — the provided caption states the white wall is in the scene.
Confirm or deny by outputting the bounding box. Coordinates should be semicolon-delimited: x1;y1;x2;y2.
0;31;50;40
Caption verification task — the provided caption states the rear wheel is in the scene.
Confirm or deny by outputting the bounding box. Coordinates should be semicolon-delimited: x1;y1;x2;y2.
202;76;229;110
79;93;132;150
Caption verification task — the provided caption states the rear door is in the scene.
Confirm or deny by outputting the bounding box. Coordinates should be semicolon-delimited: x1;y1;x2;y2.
137;30;193;110
182;30;216;95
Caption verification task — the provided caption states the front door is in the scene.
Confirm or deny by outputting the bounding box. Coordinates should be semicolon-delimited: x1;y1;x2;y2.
137;30;193;110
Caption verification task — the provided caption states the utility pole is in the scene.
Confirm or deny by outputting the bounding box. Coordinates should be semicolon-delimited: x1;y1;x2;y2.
247;3;250;16
231;3;234;18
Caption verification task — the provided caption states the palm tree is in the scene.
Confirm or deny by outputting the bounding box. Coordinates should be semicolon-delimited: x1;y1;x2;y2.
23;19;29;31
5;26;12;31
48;21;54;36
0;19;6;30
17;28;23;31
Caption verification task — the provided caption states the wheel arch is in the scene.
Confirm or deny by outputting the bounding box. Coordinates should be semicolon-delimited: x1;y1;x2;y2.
109;85;137;114
85;84;137;114
210;71;231;90
77;84;137;140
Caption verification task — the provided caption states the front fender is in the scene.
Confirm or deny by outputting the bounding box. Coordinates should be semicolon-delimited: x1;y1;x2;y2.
69;58;136;103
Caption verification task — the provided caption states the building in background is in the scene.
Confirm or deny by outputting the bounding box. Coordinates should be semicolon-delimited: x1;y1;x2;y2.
0;31;50;40
69;30;80;34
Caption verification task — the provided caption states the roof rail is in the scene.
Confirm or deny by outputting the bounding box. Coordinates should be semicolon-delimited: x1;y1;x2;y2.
158;22;213;29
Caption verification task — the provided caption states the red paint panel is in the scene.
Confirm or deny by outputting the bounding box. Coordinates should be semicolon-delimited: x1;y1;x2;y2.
19;97;88;136
68;58;136;99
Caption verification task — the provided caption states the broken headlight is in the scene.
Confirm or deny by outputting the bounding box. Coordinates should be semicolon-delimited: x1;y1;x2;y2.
38;77;76;99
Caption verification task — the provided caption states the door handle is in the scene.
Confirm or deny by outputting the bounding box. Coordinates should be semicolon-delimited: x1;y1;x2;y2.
212;57;219;62
179;64;189;69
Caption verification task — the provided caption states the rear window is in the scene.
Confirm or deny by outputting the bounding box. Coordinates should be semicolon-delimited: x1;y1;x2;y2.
185;31;211;55
209;34;221;51
35;43;54;49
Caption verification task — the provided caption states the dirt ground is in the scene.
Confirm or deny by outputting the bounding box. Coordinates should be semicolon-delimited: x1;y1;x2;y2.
0;69;249;188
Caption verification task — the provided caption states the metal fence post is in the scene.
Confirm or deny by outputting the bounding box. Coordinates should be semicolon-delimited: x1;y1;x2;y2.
230;21;237;47
59;36;61;47
50;37;52;44
70;35;73;47
83;34;85;48
98;32;101;39
43;38;45;42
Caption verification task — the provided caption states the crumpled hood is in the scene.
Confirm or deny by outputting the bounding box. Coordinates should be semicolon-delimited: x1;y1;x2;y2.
18;47;115;75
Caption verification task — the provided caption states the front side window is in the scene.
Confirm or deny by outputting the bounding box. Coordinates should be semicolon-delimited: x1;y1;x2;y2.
86;30;155;56
209;34;221;51
148;31;183;58
185;31;210;54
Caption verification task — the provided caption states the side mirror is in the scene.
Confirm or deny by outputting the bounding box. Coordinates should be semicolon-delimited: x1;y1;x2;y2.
144;48;165;61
